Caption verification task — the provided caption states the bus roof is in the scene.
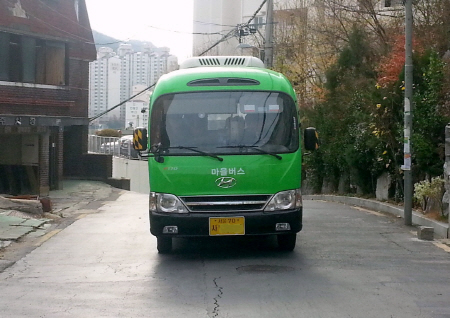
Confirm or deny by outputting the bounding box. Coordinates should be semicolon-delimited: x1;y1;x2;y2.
153;62;296;100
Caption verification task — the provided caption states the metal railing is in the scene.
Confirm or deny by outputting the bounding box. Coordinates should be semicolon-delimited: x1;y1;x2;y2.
88;135;143;160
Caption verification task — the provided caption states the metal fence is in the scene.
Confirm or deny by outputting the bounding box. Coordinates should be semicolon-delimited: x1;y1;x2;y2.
88;135;142;160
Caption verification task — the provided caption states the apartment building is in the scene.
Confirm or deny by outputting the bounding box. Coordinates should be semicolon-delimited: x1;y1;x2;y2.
89;45;178;128
117;43;136;124
0;0;96;196
89;47;121;127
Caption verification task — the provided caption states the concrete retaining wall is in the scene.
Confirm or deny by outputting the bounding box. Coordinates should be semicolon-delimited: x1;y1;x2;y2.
112;158;149;194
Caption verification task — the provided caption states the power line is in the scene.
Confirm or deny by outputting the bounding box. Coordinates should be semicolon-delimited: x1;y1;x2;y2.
30;1;224;47
90;0;270;119
193;20;236;28
37;0;93;33
89;83;156;122
144;25;224;36
198;0;268;56
93;26;232;47
246;0;267;24
8;0;125;46
29;2;245;53
25;10;94;44
198;29;236;56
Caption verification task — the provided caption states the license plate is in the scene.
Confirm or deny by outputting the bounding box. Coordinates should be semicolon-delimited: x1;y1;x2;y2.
209;217;245;236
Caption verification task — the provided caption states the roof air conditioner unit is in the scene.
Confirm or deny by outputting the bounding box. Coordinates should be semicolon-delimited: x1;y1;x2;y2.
180;56;265;69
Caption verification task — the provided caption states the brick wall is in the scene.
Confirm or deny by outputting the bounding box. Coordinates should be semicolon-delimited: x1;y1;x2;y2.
0;0;96;196
68;57;90;118
64;153;113;181
0;55;90;118
0;0;96;61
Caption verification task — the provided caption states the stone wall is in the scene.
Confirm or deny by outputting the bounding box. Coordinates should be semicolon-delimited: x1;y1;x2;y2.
376;172;390;201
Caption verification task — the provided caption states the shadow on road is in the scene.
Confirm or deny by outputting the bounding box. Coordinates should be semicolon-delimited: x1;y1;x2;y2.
158;235;305;261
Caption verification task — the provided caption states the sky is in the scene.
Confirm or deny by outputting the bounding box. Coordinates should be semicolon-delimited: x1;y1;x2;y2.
84;0;194;62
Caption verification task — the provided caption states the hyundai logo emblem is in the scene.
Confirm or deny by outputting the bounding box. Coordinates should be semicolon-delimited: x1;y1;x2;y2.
215;177;237;188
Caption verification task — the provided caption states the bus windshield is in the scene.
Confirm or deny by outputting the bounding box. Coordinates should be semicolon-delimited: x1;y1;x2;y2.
150;91;299;155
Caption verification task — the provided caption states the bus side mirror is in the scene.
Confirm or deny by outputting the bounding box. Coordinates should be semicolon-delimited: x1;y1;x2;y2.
304;127;319;151
133;128;148;151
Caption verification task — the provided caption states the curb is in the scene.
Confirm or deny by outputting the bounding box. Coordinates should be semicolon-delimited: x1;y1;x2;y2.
304;195;449;239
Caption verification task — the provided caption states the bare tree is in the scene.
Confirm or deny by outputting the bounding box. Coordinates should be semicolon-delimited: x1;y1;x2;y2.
270;0;407;107
414;0;450;55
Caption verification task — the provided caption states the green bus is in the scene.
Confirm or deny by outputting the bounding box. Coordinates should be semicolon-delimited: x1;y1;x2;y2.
133;56;318;253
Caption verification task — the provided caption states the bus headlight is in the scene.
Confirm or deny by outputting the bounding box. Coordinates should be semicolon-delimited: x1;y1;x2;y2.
265;189;302;211
149;192;188;213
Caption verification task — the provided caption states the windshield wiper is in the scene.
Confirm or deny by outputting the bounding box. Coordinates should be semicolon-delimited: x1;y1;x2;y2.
172;146;223;161
151;143;223;162
218;145;282;160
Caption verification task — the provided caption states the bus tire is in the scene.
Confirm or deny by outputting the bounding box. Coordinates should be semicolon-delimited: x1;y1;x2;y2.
277;233;296;251
157;236;172;254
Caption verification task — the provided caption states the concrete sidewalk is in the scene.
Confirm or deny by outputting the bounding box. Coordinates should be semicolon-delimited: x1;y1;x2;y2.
0;180;119;249
0;215;49;248
305;194;449;239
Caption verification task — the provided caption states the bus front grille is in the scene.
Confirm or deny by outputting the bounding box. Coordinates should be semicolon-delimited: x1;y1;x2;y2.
180;195;271;212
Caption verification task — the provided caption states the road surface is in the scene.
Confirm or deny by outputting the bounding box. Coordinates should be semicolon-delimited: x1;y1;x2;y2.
0;191;449;317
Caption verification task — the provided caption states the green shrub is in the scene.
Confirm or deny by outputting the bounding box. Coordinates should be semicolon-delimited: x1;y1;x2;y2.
95;129;121;137
413;177;445;214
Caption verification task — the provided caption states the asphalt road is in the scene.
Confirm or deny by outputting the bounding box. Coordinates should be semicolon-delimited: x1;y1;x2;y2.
0;191;449;318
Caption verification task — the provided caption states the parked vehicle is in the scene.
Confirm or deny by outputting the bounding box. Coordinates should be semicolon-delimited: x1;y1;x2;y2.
100;140;120;155
120;135;139;159
133;56;318;253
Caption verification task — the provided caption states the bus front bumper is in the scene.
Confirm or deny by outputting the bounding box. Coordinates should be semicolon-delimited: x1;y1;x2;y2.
149;208;302;237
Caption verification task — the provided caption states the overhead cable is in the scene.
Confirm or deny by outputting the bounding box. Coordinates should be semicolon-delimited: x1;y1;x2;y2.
198;0;268;56
198;29;236;56
89;83;156;122
246;0;268;24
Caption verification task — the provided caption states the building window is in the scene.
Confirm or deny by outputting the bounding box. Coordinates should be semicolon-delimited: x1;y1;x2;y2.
250;16;265;30
0;32;67;85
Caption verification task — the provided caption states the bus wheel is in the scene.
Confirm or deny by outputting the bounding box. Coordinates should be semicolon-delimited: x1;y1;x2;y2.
157;236;172;253
277;234;296;251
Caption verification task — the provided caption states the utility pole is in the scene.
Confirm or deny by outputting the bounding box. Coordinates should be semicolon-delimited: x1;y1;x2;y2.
403;0;413;226
264;0;274;68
